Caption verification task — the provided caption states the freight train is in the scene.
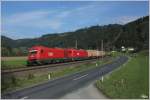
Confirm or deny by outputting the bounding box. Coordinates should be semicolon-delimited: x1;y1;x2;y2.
27;46;105;66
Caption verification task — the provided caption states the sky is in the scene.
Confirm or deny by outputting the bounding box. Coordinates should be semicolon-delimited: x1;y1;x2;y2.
1;1;149;39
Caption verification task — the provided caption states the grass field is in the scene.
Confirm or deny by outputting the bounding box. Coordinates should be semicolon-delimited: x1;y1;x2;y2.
96;51;149;99
1;57;27;69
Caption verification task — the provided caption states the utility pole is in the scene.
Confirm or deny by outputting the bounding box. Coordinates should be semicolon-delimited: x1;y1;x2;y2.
97;41;99;59
75;40;78;49
101;40;103;61
113;46;115;56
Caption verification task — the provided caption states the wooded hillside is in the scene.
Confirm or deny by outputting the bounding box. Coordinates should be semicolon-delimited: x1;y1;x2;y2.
1;16;149;56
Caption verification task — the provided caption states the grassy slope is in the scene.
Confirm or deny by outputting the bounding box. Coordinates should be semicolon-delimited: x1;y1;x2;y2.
1;57;27;69
96;51;149;99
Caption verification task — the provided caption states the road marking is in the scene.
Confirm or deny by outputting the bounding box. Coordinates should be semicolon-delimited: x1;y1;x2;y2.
73;74;88;80
21;96;28;99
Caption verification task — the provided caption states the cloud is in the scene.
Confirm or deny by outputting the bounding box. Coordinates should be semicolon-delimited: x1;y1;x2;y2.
2;10;69;31
5;11;50;24
2;4;99;34
57;11;71;18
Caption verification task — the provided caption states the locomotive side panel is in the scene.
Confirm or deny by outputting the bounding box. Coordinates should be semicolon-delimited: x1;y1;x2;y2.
66;49;77;58
77;49;88;58
27;46;66;65
65;49;88;61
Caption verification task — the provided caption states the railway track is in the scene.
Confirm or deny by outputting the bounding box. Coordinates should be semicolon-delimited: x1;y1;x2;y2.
1;58;101;75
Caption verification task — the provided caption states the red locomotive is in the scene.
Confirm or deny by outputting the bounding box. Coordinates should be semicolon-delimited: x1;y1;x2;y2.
27;45;105;66
65;49;88;59
27;46;88;65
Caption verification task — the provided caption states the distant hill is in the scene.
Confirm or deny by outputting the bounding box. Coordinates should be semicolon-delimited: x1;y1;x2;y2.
1;16;149;56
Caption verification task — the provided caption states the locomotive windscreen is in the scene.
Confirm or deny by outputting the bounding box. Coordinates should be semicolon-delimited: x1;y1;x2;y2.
29;50;38;54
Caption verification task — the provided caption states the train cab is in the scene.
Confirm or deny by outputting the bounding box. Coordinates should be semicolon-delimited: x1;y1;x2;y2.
27;46;42;65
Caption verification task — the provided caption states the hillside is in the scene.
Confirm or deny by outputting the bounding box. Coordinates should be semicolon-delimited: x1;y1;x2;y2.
1;16;149;56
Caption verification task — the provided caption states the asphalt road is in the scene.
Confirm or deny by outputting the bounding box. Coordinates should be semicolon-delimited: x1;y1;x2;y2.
61;82;107;99
2;56;128;99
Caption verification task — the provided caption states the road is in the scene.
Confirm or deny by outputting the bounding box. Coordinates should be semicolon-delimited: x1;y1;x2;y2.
2;56;128;99
61;82;107;99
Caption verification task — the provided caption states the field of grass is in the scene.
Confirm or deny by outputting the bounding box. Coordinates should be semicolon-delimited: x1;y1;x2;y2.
1;57;27;69
96;51;149;99
2;57;115;94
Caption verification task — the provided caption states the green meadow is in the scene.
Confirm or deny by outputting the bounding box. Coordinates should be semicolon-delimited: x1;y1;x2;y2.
96;51;149;99
1;57;27;69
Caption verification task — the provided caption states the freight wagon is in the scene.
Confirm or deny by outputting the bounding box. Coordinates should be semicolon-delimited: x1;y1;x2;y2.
87;50;105;58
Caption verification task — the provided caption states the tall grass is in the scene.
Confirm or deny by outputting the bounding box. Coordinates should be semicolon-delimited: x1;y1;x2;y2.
96;51;149;99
